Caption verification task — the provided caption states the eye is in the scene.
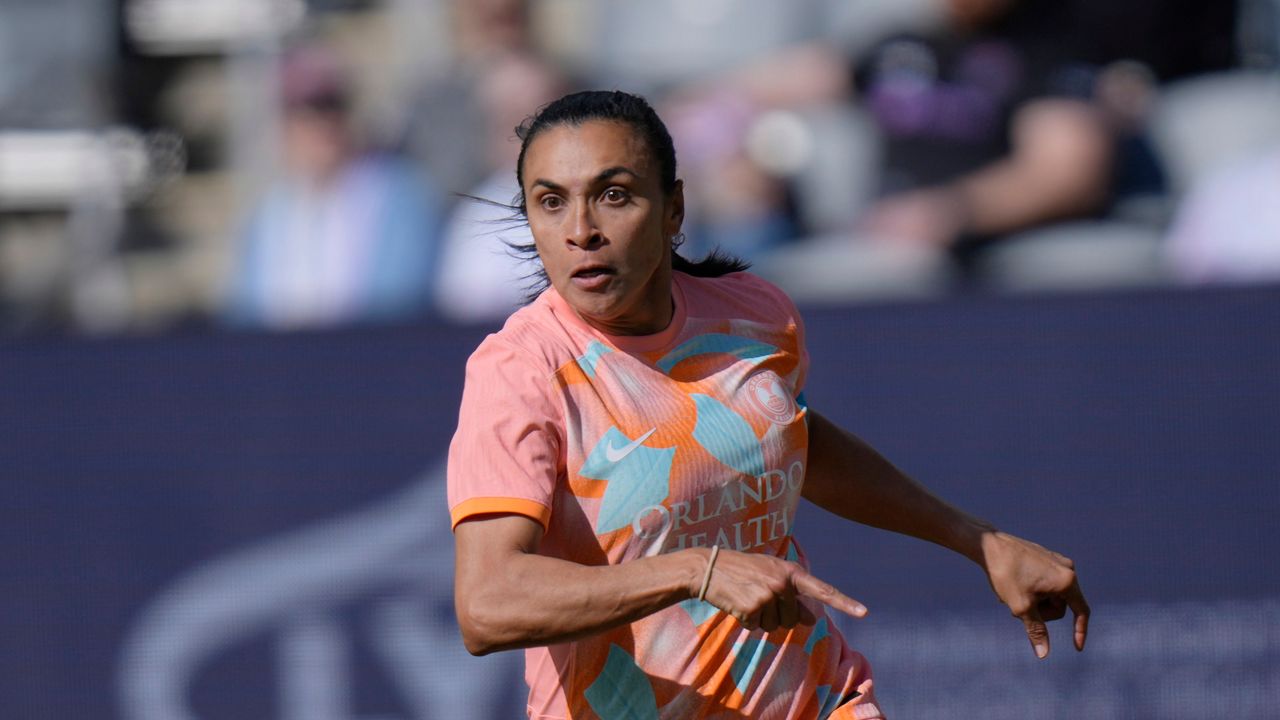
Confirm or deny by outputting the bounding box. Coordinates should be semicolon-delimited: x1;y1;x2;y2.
602;187;629;204
539;194;564;211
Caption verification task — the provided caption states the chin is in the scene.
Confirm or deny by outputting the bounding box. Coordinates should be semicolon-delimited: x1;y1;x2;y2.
570;291;632;326
574;297;624;324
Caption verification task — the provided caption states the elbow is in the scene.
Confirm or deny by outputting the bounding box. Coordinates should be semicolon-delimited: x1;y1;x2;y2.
460;630;496;657
456;595;510;656
457;608;491;656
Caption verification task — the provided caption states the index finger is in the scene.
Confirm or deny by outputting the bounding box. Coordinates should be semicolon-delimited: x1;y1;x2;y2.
1066;582;1090;652
794;570;868;619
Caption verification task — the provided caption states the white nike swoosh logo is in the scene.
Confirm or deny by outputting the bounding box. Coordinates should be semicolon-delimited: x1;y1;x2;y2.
604;427;657;463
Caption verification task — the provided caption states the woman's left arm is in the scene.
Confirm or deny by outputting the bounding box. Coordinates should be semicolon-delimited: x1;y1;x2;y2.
803;409;1090;659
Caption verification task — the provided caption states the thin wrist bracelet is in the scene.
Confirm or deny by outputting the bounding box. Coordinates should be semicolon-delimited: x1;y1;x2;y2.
697;545;720;602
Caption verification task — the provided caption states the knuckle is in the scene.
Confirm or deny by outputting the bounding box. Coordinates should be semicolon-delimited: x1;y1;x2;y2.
1007;600;1032;616
1057;567;1077;588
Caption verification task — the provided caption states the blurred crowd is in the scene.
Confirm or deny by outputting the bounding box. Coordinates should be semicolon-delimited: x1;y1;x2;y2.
1;0;1277;335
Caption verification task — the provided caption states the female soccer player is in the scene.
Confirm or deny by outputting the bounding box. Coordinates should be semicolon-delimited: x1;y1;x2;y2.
448;90;1088;719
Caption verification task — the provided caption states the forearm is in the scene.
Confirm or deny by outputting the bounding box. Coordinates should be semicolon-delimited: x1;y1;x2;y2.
950;158;1101;237
456;538;707;655
951;98;1111;237
803;411;994;565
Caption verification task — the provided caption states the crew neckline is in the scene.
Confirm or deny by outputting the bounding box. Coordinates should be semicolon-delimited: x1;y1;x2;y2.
548;272;689;353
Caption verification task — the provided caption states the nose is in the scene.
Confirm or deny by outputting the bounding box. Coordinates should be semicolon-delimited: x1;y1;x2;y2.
566;200;603;250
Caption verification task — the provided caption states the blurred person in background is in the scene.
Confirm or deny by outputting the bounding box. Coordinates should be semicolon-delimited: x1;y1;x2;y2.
399;0;536;200
852;0;1236;281
854;0;1106;267
657;45;852;263
434;50;569;324
224;45;443;330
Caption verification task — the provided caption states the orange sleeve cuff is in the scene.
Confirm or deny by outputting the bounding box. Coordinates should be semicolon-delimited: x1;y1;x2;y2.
450;497;552;532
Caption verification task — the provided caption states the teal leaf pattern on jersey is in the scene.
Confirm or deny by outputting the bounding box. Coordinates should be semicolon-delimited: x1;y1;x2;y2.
580;427;674;535
655;334;776;374
677;598;720;626
691;394;766;477
814;681;844;717
584;644;660;720
816;682;860;719
576;340;613;378
816;682;859;719
729;637;777;694
815;685;835;718
804;617;829;655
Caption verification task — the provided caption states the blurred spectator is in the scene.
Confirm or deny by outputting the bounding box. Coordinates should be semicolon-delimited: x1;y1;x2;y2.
224;46;443;330
655;42;869;261
854;0;1114;262
845;0;1238;284
1165;146;1280;283
433;51;567;323
398;0;536;199
660;92;795;262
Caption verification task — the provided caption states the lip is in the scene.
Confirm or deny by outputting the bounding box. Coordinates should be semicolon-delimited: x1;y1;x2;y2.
570;264;616;292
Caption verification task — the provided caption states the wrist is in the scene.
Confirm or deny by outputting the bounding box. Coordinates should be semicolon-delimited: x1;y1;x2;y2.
682;547;711;599
951;515;999;568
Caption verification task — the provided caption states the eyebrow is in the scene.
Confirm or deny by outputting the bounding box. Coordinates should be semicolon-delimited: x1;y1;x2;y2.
531;166;641;193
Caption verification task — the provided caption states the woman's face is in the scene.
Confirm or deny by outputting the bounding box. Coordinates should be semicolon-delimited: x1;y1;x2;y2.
522;120;684;336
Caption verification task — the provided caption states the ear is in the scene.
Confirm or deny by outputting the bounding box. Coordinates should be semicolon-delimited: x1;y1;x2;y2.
665;179;685;237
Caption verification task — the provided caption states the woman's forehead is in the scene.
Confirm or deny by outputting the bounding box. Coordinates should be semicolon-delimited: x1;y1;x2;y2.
523;120;653;183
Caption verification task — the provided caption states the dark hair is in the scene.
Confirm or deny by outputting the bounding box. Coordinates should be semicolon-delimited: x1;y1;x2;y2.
492;90;748;298
516;91;678;208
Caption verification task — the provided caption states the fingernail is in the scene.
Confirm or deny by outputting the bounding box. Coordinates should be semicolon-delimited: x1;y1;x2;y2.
1035;643;1048;659
853;604;868;617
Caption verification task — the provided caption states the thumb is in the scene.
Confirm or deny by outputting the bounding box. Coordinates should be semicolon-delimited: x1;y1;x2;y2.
1020;606;1050;659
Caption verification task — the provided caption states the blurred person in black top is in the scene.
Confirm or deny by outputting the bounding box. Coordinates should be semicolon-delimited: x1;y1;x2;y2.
853;0;1236;274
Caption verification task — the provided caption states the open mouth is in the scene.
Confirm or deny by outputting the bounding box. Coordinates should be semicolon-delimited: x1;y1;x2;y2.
571;265;616;290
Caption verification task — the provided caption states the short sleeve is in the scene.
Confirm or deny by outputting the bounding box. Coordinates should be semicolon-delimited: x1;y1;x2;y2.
447;335;563;531
774;282;810;398
735;272;809;398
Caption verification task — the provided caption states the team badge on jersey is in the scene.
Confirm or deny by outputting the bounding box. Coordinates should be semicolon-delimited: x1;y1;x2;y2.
745;371;796;425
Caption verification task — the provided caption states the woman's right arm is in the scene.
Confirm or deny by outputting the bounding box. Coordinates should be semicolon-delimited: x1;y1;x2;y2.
455;514;700;655
453;514;867;655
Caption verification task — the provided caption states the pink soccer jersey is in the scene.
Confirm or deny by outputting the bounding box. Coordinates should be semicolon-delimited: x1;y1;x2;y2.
448;272;883;719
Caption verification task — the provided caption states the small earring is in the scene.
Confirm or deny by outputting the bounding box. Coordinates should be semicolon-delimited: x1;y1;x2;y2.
671;232;686;250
